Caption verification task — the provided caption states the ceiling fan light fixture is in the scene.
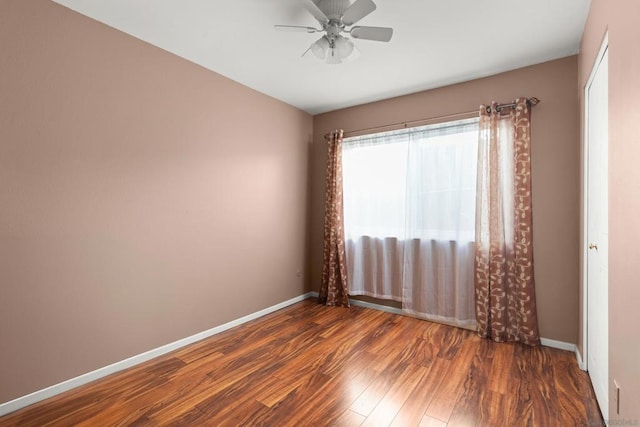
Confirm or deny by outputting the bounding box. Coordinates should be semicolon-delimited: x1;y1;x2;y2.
326;48;342;64
334;36;354;59
311;36;330;59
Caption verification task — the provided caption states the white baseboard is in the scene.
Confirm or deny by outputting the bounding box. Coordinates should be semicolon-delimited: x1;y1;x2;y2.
348;297;403;315
349;296;580;356
540;337;577;352
575;348;587;371
0;292;318;417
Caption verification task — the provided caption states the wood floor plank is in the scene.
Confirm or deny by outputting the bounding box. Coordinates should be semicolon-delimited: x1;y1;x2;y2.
255;325;379;409
334;409;366;427
191;370;285;425
361;363;429;427
418;414;448;427
255;370;313;408
303;363;381;427
424;335;478;422
392;336;438;368
510;344;560;426
364;315;417;358
310;304;353;325
6;390;112;427
433;324;471;361
487;341;515;394
349;362;407;417
475;389;506;427
245;371;335;426
446;341;491;426
255;328;382;426
320;309;394;356
372;319;433;368
133;367;223;424
0;300;603;426
145;352;281;424
207;398;270;427
389;357;450;427
553;348;605;426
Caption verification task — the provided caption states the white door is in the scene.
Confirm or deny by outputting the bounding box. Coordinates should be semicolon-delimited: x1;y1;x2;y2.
586;44;609;420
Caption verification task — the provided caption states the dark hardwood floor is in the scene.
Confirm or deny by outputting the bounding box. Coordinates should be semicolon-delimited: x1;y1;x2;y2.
0;299;603;426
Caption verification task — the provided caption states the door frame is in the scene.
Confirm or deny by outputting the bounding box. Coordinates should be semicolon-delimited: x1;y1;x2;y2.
581;31;608;372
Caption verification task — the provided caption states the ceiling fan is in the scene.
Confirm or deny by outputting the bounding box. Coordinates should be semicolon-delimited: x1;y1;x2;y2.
275;0;393;64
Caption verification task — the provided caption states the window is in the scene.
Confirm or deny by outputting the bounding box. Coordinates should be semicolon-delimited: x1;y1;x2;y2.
342;117;479;243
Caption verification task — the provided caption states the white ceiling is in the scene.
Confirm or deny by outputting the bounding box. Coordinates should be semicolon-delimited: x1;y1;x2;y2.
52;0;591;115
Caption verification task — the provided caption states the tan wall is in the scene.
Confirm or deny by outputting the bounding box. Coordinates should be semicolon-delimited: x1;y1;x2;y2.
579;0;640;421
0;0;312;403
311;57;580;344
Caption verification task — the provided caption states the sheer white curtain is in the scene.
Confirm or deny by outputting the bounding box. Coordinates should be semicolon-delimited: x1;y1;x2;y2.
342;118;478;328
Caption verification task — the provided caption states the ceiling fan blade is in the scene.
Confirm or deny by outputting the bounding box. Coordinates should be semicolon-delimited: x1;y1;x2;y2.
350;26;393;42
342;0;377;26
274;25;319;33
305;0;329;24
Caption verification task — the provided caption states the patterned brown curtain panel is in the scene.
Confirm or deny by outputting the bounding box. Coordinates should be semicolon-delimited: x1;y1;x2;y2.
319;130;350;307
474;98;540;345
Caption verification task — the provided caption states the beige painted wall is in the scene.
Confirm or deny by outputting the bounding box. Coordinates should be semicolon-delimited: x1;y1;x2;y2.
0;0;312;404
579;0;640;421
311;57;580;345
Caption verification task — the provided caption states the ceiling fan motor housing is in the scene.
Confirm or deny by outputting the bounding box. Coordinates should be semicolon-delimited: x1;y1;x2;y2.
324;20;344;41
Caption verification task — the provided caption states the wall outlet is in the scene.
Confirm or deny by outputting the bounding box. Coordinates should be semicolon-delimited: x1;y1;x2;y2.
613;379;620;415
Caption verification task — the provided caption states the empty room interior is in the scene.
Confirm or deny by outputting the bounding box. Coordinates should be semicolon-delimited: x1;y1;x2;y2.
1;0;639;425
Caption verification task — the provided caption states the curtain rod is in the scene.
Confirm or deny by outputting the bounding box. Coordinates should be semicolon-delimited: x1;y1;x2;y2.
324;97;540;140
491;96;540;113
